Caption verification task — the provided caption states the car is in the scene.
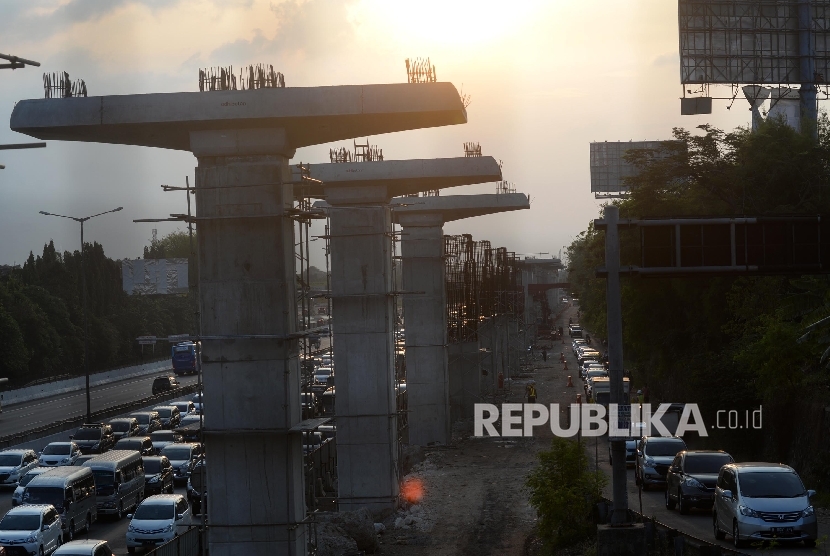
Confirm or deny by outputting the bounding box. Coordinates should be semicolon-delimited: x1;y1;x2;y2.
128;412;162;436
108;418;140;441
70;424;115;455
71;455;97;467
634;436;688;489
125;494;191;553
151;406;181;430
0;504;63;556
568;324;583;337
179;414;201;428
186;459;206;515
40;442;82;467
159;443;203;486
713;463;817;547
12;467;49;506
53;539;113;556
142;457;174;496
170;401;195;416
113;437;155;457
149;431;182;454
314;367;333;385
191;393;203;414
608;437;639;467
0;449;40;489
665;450;734;514
151;376;179;396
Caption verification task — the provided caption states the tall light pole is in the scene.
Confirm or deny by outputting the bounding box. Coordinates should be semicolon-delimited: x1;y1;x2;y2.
39;207;123;422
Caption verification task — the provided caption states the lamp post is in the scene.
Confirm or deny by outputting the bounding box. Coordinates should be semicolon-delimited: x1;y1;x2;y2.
39;207;123;422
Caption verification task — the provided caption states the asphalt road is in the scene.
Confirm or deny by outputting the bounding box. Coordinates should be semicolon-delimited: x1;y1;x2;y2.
0;373;200;438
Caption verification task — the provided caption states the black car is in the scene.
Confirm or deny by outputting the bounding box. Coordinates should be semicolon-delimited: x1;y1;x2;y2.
143;456;174;495
113;436;155;456
152;406;181;430
152;375;180;395
108;418;140;440
70;423;115;455
665;450;734;514
129;411;163;435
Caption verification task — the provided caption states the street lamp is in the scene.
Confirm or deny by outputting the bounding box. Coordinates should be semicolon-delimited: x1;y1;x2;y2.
39;207;123;422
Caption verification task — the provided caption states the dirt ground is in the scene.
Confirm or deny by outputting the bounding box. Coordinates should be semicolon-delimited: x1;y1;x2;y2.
380;304;582;556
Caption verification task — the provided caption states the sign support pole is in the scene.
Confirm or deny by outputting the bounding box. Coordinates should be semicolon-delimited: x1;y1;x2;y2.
799;0;818;139
605;205;630;525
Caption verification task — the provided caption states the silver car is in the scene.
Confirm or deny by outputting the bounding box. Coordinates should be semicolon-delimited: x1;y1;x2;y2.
713;463;817;547
634;436;687;489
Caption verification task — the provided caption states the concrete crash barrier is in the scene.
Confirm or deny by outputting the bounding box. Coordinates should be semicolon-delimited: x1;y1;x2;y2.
596;498;743;556
3;358;171;407
0;384;198;450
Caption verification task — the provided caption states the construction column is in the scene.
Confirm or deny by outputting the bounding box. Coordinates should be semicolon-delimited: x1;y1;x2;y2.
193;129;305;556
398;213;450;446
328;187;399;512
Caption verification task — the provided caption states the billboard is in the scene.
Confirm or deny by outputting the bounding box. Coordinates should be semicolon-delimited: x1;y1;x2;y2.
590;141;679;196
122;258;189;295
679;0;830;85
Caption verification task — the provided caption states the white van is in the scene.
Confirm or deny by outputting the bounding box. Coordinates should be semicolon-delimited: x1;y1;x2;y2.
0;504;63;555
23;466;97;541
83;451;144;519
125;494;191;553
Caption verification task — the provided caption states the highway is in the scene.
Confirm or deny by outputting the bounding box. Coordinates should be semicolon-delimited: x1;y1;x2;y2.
0;373;200;438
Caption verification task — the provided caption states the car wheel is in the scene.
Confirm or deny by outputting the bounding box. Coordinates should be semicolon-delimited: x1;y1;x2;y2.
68;520;75;541
117;501;124;520
665;488;676;510
55;534;61;548
733;520;745;548
39;547;44;556
85;514;92;533
678;491;689;515
805;539;817;548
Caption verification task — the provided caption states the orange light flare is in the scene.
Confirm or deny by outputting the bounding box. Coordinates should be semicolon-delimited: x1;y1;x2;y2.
401;477;424;504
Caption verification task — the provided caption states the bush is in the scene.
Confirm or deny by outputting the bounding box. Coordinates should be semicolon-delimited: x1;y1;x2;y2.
526;437;607;549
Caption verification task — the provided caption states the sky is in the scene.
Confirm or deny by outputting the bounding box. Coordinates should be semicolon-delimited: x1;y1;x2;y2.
0;0;755;269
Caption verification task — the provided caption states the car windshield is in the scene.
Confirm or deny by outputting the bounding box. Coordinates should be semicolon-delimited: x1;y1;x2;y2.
151;431;174;441
134;503;174;520
740;471;806;498
23;486;63;510
646;440;686;457
110;421;131;432
132;415;149;425
0;454;22;467
74;428;101;440
587;371;606;378
156;408;172;418
0;514;40;531
684;454;733;474
143;460;162;474
116;440;142;450
161;447;191;460
43;444;71;455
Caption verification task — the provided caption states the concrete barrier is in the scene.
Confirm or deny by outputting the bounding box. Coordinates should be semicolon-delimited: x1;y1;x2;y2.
3;358;173;407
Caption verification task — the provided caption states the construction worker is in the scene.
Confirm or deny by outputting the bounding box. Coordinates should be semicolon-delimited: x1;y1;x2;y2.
526;382;537;404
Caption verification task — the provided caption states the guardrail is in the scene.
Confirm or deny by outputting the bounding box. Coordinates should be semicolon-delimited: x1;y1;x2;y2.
0;384;198;449
598;498;742;556
145;526;202;556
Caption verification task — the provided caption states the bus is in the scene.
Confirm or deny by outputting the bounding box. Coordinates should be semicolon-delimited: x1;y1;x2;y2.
171;342;198;376
83;450;144;519
23;465;97;540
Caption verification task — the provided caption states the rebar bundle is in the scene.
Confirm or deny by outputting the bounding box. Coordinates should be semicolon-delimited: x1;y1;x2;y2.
405;57;437;83
329;148;352;163
199;64;285;92
463;142;482;157
43;72;87;98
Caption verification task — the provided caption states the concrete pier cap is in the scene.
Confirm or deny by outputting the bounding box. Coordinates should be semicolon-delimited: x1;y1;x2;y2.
390;192;530;225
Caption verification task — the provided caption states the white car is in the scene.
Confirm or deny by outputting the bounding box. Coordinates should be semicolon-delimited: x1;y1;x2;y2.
0;449;40;488
54;539;113;556
0;504;63;555
170;401;195;416
12;467;50;506
39;442;82;467
126;494;191;553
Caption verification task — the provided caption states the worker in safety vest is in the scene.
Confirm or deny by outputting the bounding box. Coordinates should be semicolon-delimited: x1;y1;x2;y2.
526;382;537;403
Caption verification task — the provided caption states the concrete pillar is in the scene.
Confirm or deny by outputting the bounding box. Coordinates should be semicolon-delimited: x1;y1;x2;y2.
193;130;305;556
398;215;450;446
328;190;399;512
448;340;480;422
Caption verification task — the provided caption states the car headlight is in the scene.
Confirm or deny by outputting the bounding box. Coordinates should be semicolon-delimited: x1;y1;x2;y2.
684;477;704;489
643;458;655;468
739;504;759;518
61;458;69;463
148;475;159;483
803;505;815;517
25;534;37;543
163;523;174;532
92;443;100;449
127;523;137;533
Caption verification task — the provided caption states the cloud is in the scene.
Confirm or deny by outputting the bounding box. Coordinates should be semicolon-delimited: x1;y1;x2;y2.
653;52;678;67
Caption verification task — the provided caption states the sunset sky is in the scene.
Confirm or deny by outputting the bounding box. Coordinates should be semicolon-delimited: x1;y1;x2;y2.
0;0;755;268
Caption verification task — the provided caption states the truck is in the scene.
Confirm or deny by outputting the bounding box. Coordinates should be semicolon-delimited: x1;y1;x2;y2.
590;377;630;406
